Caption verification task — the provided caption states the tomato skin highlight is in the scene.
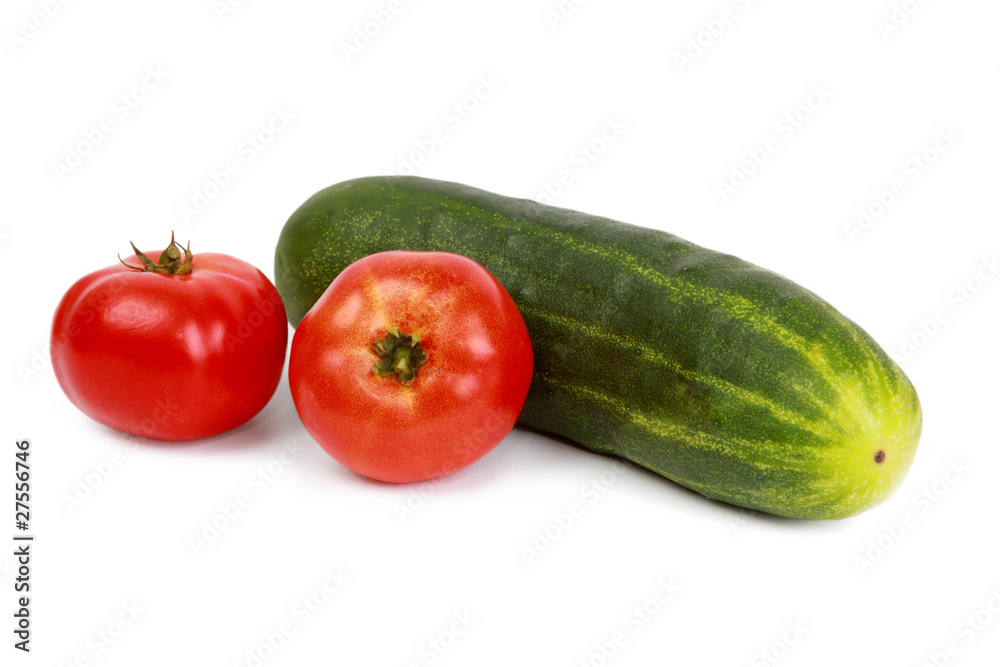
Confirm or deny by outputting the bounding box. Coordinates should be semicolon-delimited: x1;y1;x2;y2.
289;251;533;483
51;251;288;441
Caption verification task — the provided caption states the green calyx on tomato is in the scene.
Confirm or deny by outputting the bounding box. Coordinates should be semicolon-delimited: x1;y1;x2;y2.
372;327;428;385
118;231;192;275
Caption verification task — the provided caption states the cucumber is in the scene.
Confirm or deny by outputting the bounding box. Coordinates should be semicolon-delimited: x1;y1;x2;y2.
275;176;921;519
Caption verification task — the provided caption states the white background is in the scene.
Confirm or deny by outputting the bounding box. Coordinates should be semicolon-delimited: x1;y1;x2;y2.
2;1;999;665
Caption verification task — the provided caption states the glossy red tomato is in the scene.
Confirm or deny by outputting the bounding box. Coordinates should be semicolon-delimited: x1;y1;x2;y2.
289;251;533;483
51;235;288;441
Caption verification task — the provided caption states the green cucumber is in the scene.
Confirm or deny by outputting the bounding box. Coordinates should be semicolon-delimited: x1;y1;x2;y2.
275;176;921;519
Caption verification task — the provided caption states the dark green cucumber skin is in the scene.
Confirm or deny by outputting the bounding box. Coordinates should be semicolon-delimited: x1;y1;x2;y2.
275;176;921;519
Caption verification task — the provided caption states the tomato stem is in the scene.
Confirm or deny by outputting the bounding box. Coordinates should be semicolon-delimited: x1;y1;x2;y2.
119;231;193;275
372;327;427;385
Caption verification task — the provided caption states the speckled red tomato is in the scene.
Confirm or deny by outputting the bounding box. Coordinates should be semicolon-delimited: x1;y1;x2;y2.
289;251;533;483
51;235;288;441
